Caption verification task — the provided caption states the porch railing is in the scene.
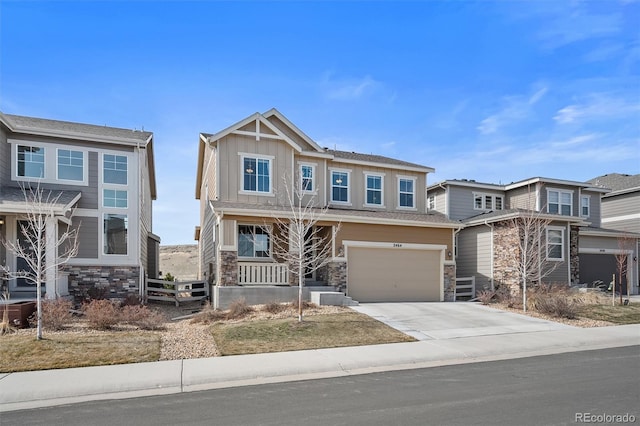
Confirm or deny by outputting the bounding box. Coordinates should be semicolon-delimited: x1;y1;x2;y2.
238;263;289;285
455;276;476;301
147;279;209;306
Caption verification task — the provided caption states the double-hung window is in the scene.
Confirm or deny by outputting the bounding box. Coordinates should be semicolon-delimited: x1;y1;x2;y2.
473;193;504;210
238;225;270;258
300;164;314;192
365;174;383;206
580;195;590;217
57;149;84;181
331;170;350;203
242;156;271;194
17;145;45;178
548;189;572;216
427;194;435;211
399;178;415;208
546;227;564;261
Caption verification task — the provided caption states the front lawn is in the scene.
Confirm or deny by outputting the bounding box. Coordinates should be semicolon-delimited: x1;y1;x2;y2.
577;303;640;325
211;311;416;356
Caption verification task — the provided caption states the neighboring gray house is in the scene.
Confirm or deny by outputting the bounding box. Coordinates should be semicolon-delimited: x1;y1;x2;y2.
588;173;640;296
0;112;160;301
427;177;639;296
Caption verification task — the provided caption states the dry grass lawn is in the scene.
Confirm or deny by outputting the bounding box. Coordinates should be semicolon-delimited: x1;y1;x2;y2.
211;311;416;356
0;332;161;373
576;303;640;325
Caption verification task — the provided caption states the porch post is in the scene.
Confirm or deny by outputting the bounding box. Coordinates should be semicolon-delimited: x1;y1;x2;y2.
45;216;57;299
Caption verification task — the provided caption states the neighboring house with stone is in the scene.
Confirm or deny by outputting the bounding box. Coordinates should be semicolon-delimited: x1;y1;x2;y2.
195;109;461;307
427;177;639;296
588;173;640;296
0;112;160;301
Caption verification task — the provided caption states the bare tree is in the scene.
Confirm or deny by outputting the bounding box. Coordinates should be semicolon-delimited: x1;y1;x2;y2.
1;184;79;340
270;172;340;322
614;234;634;306
507;210;560;312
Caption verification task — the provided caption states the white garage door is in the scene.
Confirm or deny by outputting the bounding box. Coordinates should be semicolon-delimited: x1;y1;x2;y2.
347;247;442;302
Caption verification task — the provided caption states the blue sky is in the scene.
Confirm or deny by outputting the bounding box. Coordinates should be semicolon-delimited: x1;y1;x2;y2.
1;1;639;245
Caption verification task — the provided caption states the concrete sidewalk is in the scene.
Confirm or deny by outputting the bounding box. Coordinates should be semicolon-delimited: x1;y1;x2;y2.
1;324;638;412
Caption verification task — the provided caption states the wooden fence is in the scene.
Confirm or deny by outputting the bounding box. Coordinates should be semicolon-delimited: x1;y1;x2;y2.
146;279;209;306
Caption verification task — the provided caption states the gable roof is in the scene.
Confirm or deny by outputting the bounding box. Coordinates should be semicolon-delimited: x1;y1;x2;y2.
588;173;640;196
1;112;157;199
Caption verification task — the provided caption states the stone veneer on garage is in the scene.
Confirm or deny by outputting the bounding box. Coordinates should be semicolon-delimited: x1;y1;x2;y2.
444;264;456;302
64;265;140;302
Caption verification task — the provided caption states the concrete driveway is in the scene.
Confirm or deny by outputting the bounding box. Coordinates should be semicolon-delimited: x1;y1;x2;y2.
351;303;574;340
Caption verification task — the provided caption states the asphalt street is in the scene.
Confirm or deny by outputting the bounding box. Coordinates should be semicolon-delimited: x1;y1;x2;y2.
3;346;638;426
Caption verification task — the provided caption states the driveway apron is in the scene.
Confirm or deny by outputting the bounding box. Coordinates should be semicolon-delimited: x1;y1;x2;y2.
351;303;574;340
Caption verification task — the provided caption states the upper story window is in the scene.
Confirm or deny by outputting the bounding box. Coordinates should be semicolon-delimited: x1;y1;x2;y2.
242;156;271;194
17;145;45;178
473;193;503;211
546;226;564;261
581;195;590;217
399;177;416;209
238;224;270;258
300;164;314;193
427;194;435;211
548;189;572;216
331;170;350;204
104;154;128;185
365;173;384;206
57;149;84;181
104;189;128;208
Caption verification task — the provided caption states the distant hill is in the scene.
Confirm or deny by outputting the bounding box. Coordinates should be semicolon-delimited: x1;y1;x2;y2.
159;244;199;281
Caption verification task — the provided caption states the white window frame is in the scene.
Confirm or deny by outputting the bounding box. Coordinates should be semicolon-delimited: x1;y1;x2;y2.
580;195;590;218
239;153;274;196
473;192;503;211
103;153;128;186
103;189;128;209
237;224;272;259
428;194;436;211
16;144;46;179
11;141;90;185
398;176;417;210
330;168;351;205
546;226;565;262
364;172;385;207
547;189;573;216
56;148;86;183
299;162;316;194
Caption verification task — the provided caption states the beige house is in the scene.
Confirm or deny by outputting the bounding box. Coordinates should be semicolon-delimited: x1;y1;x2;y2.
195;109;461;306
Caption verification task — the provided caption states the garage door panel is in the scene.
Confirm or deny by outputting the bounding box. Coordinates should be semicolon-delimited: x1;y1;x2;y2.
347;247;441;302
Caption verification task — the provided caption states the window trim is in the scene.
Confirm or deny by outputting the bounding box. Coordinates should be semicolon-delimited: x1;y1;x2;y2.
364;172;385;208
56;148;86;183
299;162;316;194
427;194;436;211
103;153;129;186
546;226;565;262
547;188;573;216
16;144;46;179
398;176;417;210
473;192;504;211
580;195;590;218
103;189;128;209
329;168;351;205
239;153;274;196
237;224;272;259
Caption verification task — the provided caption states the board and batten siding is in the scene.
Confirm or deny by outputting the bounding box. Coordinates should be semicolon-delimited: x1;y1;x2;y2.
266;115;318;152
601;192;640;233
456;226;493;292
199;207;216;280
216;134;291;204
295;155;327;208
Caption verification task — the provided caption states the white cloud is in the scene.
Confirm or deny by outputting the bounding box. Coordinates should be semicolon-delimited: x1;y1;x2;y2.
554;93;640;124
477;85;548;135
321;73;381;101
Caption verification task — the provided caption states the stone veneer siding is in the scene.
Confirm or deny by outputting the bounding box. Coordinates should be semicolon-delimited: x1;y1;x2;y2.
570;225;580;285
218;250;238;286
492;222;522;295
64;265;139;302
328;260;347;293
444;264;456;302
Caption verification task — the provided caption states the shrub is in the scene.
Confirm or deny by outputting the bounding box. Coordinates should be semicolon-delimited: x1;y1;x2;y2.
262;301;287;314
226;298;254;320
190;302;227;324
495;286;520;308
531;293;580;319
31;298;73;331
477;290;496;305
121;305;166;330
289;298;317;310
83;299;119;330
120;293;142;307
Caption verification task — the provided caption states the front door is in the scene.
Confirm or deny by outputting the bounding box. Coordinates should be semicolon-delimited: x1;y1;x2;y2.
15;220;37;290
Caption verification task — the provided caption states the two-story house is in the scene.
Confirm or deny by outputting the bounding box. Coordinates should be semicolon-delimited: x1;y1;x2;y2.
588;173;640;296
195;109;461;307
427;177;639;296
0;112;160;301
